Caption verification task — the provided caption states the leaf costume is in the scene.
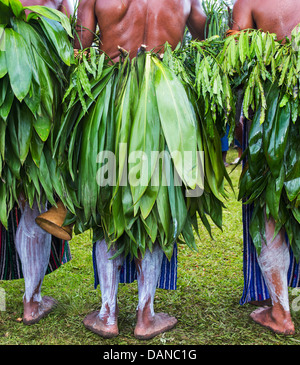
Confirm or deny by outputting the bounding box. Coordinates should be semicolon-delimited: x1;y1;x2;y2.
55;40;233;261
0;0;75;278
219;29;300;262
220;29;300;302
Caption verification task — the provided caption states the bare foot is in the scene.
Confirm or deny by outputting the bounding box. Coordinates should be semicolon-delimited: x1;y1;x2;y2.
134;312;177;340
23;296;58;325
83;311;119;338
250;306;295;335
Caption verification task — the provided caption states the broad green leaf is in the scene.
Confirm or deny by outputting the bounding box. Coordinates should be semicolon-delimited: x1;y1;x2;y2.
248;106;264;177
265;165;285;221
153;56;201;189
266;101;290;178
33;110;51;142
32;50;54;119
38;17;73;66
128;54;160;205
9;0;24;18
4;28;32;101
25;5;73;37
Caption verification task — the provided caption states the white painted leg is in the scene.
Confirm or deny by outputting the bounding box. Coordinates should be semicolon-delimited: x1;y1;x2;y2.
135;244;163;317
83;239;124;337
15;200;51;304
134;244;177;340
250;216;295;334
257;219;290;311
96;239;124;325
15;199;56;324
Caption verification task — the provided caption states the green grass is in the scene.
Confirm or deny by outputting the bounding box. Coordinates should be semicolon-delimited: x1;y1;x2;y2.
0;148;300;346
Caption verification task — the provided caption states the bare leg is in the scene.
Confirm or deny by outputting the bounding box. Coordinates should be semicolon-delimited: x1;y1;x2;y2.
250;216;295;335
134;244;177;340
83;239;124;338
15;200;57;325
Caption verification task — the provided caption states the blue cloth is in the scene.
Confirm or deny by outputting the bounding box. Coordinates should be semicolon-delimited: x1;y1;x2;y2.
221;124;230;152
93;242;177;290
240;118;300;304
234;138;242;149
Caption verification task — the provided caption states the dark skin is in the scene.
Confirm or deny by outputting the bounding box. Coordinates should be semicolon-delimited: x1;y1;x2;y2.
75;0;207;339
232;0;298;335
75;0;207;61
232;0;300;40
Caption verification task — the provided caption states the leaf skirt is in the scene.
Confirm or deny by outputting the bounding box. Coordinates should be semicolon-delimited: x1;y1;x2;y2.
0;5;75;228
238;80;300;261
56;49;229;260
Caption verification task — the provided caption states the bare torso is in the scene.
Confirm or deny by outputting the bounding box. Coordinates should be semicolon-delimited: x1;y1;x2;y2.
96;0;191;59
76;0;207;61
232;0;300;40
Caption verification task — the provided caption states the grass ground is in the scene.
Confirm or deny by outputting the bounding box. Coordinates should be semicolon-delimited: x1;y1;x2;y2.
0;148;300;347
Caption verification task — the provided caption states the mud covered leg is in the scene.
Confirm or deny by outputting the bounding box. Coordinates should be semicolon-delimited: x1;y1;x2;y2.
83;239;124;338
134;244;177;340
250;215;295;335
15;200;56;325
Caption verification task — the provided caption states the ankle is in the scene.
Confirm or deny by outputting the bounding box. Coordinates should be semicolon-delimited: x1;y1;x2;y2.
99;302;118;325
271;302;291;320
136;303;155;326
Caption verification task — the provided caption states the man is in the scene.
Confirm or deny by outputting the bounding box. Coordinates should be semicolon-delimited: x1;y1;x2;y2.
74;0;207;340
0;0;74;325
231;0;300;335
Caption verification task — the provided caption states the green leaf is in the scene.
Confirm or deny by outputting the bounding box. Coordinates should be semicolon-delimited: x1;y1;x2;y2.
128;54;160;205
265;165;285;221
0;118;5;160
9;0;24;18
167;156;188;241
4;28;32;101
0;1;13;24
156;179;171;240
38;17;73;66
153;56;201;189
249;204;264;255
284;178;300;202
16;103;33;164
0;82;13;121
248;106;264;177
30;130;44;167
0;50;7;78
0;183;7;229
266;101;290;178
78;62;94;101
25;5;73;37
37;151;56;206
33;109;51;142
263;83;280;157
